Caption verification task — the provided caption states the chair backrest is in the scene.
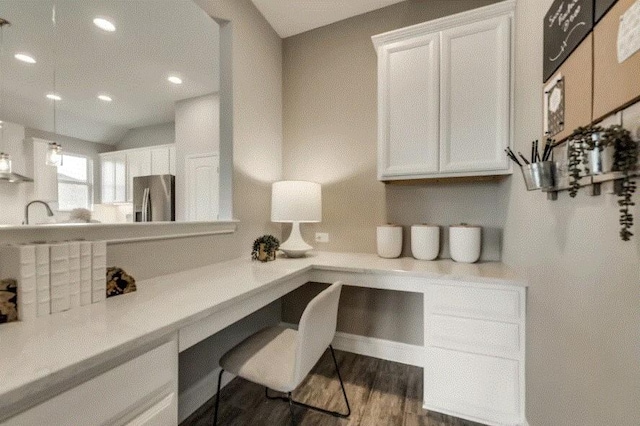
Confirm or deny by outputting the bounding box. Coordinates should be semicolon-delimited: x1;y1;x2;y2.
293;281;343;386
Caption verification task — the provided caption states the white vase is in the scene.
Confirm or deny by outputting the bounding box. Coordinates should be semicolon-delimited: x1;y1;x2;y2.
449;225;482;263
411;224;440;260
377;225;402;258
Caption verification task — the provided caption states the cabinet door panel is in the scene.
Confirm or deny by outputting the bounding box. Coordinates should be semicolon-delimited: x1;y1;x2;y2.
127;150;152;202
379;34;440;179
440;16;511;173
101;157;115;204
101;153;126;204
150;147;171;175
168;146;176;176
423;347;521;425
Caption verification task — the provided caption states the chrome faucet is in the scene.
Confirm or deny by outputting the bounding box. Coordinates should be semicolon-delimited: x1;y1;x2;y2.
24;200;54;225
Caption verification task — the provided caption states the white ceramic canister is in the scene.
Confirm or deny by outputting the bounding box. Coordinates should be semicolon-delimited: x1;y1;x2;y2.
449;224;482;263
376;225;403;259
411;224;440;261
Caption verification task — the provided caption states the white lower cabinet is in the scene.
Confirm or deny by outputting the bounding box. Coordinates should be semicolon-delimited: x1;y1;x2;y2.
5;338;178;426
424;347;521;425
424;282;525;426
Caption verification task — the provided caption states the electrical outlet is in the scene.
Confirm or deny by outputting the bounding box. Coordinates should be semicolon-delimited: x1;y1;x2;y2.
315;233;329;243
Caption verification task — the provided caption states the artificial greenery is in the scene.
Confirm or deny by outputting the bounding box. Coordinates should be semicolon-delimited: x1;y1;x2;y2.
567;124;638;241
567;125;604;197
606;125;638;241
251;235;280;261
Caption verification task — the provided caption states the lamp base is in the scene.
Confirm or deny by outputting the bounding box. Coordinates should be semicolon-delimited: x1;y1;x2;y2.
280;222;313;258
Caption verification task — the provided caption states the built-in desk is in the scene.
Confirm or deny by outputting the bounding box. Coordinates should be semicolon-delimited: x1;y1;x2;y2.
0;252;527;426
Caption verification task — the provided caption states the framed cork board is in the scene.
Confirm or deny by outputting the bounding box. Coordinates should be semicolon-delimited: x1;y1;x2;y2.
546;34;594;142
593;0;640;120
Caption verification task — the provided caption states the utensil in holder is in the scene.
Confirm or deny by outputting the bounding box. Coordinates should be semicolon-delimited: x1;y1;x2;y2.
521;161;555;191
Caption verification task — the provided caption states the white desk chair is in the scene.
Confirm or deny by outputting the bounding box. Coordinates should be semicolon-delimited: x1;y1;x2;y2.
212;281;351;425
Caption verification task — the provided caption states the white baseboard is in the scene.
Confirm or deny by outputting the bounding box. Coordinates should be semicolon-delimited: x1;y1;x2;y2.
178;367;235;424
280;322;423;367
332;331;424;367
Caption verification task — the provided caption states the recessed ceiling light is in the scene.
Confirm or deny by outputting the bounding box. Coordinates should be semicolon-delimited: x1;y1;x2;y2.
167;76;183;85
46;93;62;101
98;94;113;102
93;18;116;32
14;53;36;64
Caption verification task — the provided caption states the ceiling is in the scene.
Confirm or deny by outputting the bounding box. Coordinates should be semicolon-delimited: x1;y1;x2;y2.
251;0;407;38
0;1;219;144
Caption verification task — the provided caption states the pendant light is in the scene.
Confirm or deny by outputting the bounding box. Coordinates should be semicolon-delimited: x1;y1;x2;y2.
46;142;62;166
46;4;62;166
0;18;12;173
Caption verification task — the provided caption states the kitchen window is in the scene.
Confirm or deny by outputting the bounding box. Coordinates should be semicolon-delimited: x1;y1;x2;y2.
57;153;93;211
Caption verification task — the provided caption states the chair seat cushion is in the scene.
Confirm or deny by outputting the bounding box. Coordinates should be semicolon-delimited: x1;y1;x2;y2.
219;326;299;393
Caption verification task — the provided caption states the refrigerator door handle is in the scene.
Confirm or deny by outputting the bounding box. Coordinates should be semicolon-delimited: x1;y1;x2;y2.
142;187;150;222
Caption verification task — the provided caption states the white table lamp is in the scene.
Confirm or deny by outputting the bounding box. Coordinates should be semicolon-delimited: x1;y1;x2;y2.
271;180;322;258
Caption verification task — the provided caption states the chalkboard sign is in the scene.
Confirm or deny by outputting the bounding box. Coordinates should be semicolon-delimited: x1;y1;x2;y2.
595;0;618;23
543;0;594;82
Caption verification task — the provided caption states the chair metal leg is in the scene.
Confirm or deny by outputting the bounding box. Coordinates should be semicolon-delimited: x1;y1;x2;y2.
213;369;224;426
265;345;351;419
288;392;296;426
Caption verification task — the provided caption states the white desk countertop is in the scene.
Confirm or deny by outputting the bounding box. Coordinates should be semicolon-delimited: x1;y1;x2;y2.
0;251;525;418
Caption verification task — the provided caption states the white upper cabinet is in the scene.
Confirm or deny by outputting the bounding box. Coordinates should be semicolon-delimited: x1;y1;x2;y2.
100;151;127;204
150;147;171;175
126;149;152;202
373;1;515;181
377;33;440;178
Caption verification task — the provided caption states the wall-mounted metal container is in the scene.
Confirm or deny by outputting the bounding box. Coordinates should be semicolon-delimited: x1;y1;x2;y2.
584;132;614;175
521;161;555;191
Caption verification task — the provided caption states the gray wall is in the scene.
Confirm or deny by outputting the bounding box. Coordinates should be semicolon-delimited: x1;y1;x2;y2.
281;0;640;425
503;1;640;425
281;0;502;346
115;122;175;151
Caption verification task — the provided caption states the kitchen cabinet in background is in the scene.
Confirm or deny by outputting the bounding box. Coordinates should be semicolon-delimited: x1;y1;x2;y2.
100;151;127;204
100;144;175;204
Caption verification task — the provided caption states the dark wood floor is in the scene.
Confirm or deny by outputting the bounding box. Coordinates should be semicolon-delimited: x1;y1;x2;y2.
181;350;486;426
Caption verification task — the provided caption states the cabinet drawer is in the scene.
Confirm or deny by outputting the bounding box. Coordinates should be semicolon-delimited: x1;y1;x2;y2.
425;284;521;322
427;314;520;358
423;346;522;426
5;339;178;426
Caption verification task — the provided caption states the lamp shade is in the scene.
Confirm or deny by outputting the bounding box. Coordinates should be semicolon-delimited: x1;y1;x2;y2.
271;180;321;223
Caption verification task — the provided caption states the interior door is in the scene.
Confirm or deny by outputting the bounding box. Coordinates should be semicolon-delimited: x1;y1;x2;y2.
185;153;219;221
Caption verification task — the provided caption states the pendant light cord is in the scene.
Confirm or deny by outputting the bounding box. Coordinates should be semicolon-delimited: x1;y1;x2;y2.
52;4;57;137
0;20;6;153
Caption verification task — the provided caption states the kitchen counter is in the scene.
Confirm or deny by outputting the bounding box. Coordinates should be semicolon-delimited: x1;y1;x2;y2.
0;251;525;421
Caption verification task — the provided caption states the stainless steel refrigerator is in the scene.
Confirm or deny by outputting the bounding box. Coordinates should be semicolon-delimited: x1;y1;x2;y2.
133;175;175;222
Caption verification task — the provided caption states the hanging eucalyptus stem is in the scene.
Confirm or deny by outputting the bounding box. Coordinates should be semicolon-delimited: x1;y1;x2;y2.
606;125;638;241
567;125;603;197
